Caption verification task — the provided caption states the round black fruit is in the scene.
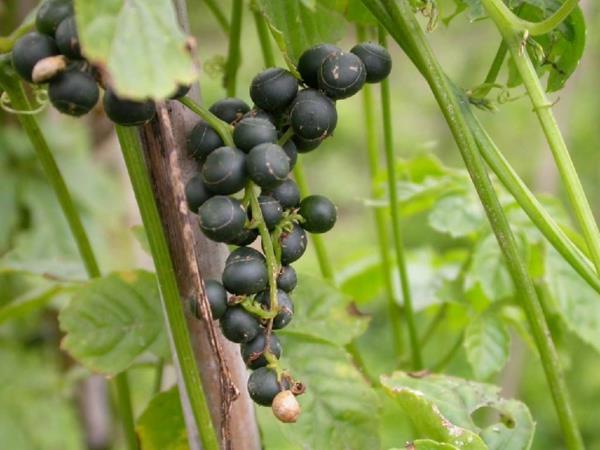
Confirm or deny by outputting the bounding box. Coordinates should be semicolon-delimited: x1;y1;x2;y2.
220;306;261;343
209;97;250;124
289;89;337;141
241;331;282;369
318;51;366;100
292;134;322;153
263;179;300;209
280;223;307;265
277;265;297;292
187;121;223;161
197;196;246;243
255;195;283;230
246;143;290;189
243;108;277;125
201;146;247;195
257;289;294;329
222;247;268;295
204;279;228;320
350;42;392;83
297;43;341;88
36;0;73;36
226;227;258;246
250;68;298;112
55;16;80;59
11;32;59;82
281;136;298;169
299;195;337;233
233;117;278;152
185;174;211;213
103;89;156;126
247;367;290;406
48;69;99;116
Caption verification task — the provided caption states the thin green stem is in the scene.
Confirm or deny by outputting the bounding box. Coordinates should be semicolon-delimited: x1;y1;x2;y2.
482;0;600;280
115;126;219;450
373;1;583;448
378;27;422;370
0;19;34;53
225;0;244;97
114;372;138;450
179;96;234;146
292;164;336;282
203;0;230;34
251;1;276;68
0;61;139;450
474;40;507;98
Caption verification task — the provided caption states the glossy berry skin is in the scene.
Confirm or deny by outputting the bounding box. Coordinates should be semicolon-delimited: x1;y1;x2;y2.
201;146;247;195
277;265;297;292
280;223;307;265
241;331;282;369
220;306;261;343
297;43;341;88
11;32;59;82
55;16;80;59
256;195;283;230
170;84;191;99
226;227;258;246
103;89;156;126
250;68;299;112
246;143;290;189
243;108;277;125
209;97;250;124
263;179;300;209
222;247;268;295
185;174;211;213
299;195;337;233
198;196;246;243
187;121;223;161
48;69;99;116
289;89;337;142
204;279;228;320
293;134;322;153
35;0;73;36
281;137;298;169
247;367;290;406
351;42;392;83
233;117;278;152
257;289;294;329
318;51;366;100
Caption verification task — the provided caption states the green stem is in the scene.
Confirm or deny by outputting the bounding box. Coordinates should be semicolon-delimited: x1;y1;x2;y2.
179;96;234;146
0;62;139;450
378;27;422;370
225;0;244;97
475;40;507;98
251;1;276;68
292;164;336;282
203;0;230;34
374;1;583;447
0;20;34;53
482;0;600;279
114;372;138;450
115;126;219;450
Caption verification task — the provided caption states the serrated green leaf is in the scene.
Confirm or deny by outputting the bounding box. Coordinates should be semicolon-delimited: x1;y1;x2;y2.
464;312;511;379
75;0;196;99
466;234;514;301
428;195;485;238
382;371;535;450
59;270;169;374
258;337;380;450
545;247;600;353
281;274;369;346
136;387;188;450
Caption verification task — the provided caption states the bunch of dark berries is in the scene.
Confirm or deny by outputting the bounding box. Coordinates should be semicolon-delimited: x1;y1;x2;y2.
9;0;185;125
186;41;391;421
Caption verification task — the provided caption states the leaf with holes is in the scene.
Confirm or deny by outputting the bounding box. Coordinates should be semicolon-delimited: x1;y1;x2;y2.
382;372;535;450
464;312;511;380
74;0;196;98
59;270;169;375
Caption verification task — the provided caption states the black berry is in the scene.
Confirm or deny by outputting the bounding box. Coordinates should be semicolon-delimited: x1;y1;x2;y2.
201;146;247;195
204;279;228;320
250;68;299;112
187;121;224;161
11;32;59;82
226;227;259;246
318;51;366;100
280;223;307;265
48;69;99;116
297;43;341;88
220;306;261;343
233;117;278;152
255;195;283;230
185;174;212;213
209;97;250;124
222;247;268;295
293;134;322;153
247;367;290;406
198;196;246;243
281;136;298;169
289;89;337;143
264;179;300;209
55;16;81;59
299;195;337;233
246;143;290;189
351;42;392;83
257;289;294;329
277;265;297;292
241;331;282;369
35;0;73;36
103;89;156;126
243;108;277;125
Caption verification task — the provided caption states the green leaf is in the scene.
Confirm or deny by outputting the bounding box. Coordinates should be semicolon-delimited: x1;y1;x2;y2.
428;195;486;238
382;371;535;450
74;0;196;99
337;253;385;304
59;270;169;374
258;337;380;450
0;284;62;325
132;224;151;254
464;312;511;379
466;234;514;301
545;247;600;353
410;440;461;450
281;273;369;346
343;0;378;25
136;387;188;450
256;0;346;63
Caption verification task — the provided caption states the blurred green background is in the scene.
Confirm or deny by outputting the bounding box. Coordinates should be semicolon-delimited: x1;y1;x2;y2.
1;0;599;449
